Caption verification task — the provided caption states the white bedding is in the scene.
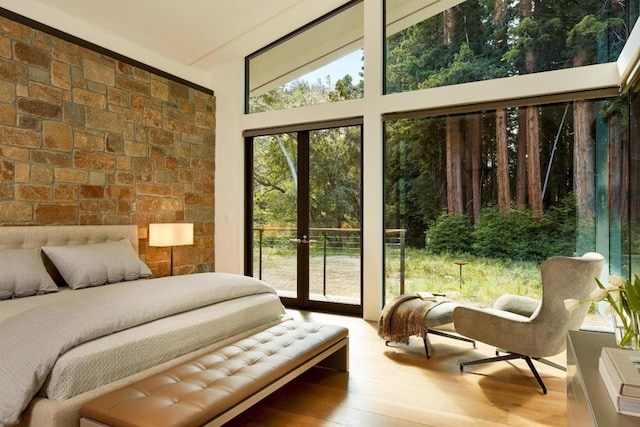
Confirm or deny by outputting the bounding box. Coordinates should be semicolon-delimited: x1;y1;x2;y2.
0;273;285;427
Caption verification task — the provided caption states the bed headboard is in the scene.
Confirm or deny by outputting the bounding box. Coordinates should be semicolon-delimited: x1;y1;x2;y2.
0;225;141;287
0;225;140;253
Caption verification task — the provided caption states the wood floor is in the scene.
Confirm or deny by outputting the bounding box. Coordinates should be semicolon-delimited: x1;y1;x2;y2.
224;310;568;426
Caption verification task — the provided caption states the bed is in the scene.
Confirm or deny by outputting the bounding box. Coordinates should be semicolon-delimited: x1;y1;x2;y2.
0;225;286;427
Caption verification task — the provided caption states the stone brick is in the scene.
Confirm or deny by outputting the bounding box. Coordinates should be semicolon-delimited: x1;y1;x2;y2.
72;88;106;108
102;214;130;225
15;42;50;69
124;140;147;157
160;198;182;211
74;132;104;151
149;128;173;146
132;157;153;174
195;111;214;129
106;185;135;200
52;60;71;89
106;132;124;154
14;162;29;182
116;156;131;170
151;79;169;100
0;125;40;148
130;94;159;110
80;184;104;198
17;98;61;118
55;168;88;183
43;121;72;151
136;182;170;197
0;59;28;84
80;199;114;213
87;81;106;94
165;157;178;170
107;87;128;107
88;171;106;186
28;66;50;85
18;115;41;130
0;103;15;126
143;108;162;128
0;17;30;42
0;145;29;161
30;82;62;104
79;214;101;225
0;201;32;222
31;150;72;168
74;151;116;172
54;183;78;202
0;80;15;102
0;184;13;200
178;169;193;183
85;107;122;133
16;184;51;201
153;169;173;184
168;81;191;101
185;192;214;207
116;171;135;185
115;200;131;214
116;75;149;96
0;159;13;182
123;108;142;122
30;164;53;184
0;36;10;58
63;101;85;124
35;204;77;222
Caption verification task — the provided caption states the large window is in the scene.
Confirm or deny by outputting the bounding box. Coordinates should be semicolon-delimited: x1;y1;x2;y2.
385;0;631;94
384;97;627;320
246;0;364;113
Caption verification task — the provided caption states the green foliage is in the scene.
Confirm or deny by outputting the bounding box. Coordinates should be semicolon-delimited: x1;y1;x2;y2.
471;207;547;261
423;195;577;262
426;212;473;254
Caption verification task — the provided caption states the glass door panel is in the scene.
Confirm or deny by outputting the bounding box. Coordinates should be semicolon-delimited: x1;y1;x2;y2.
248;125;362;315
308;127;362;306
251;133;299;299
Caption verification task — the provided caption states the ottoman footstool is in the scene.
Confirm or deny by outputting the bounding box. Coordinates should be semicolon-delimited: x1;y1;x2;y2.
378;295;475;358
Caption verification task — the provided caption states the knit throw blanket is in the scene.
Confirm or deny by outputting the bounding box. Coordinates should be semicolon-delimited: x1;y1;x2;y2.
378;294;444;345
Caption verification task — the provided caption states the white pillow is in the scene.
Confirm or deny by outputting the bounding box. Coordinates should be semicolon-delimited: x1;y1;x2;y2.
41;239;152;289
0;249;58;299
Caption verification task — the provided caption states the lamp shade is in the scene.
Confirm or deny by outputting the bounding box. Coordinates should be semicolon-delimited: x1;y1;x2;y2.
149;223;194;247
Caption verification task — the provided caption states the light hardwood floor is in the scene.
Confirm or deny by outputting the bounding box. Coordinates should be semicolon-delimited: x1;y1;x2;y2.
225;310;568;426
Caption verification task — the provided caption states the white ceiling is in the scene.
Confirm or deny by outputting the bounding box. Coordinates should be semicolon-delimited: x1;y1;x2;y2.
0;0;350;87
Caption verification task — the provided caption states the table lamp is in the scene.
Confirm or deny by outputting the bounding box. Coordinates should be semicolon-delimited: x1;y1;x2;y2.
149;223;194;276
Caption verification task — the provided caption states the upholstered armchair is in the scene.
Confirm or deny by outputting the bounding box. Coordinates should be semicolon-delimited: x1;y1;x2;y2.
453;252;605;394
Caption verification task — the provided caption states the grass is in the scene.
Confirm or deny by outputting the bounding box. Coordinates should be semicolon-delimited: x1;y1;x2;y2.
255;245;543;308
386;249;542;307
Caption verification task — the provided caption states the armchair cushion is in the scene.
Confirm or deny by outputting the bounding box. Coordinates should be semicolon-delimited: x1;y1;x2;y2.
493;294;540;318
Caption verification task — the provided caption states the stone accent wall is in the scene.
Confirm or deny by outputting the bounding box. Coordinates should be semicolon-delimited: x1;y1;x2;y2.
0;16;216;276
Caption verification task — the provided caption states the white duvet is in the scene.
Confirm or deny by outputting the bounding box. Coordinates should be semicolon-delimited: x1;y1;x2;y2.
0;272;280;427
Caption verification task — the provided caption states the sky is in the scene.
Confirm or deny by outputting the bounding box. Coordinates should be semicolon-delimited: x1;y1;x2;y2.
298;49;363;87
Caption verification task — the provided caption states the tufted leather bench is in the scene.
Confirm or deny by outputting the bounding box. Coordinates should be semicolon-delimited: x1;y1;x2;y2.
80;320;348;427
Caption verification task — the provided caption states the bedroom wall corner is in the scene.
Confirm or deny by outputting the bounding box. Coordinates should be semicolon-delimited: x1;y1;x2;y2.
0;14;216;277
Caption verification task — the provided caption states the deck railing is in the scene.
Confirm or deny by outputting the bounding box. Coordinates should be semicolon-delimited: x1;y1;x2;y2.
253;227;406;295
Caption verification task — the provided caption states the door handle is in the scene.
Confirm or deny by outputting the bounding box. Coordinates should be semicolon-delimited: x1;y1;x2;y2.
289;235;313;244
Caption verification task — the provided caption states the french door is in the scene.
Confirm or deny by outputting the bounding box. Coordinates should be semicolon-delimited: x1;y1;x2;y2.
245;122;362;315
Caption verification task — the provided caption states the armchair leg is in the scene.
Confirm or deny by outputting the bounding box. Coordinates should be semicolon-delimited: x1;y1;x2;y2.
460;352;549;395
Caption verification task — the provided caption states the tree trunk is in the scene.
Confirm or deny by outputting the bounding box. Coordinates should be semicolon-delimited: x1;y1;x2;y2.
516;109;527;208
443;7;464;214
468;113;482;222
573;99;595;225
496;108;511;212
446;116;464;213
526;106;543;215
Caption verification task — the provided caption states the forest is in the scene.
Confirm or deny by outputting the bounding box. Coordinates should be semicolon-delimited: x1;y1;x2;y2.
251;0;633;260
